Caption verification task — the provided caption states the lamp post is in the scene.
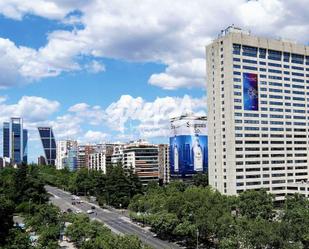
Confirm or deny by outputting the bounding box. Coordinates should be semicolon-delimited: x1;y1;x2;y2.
196;228;199;249
28;198;32;216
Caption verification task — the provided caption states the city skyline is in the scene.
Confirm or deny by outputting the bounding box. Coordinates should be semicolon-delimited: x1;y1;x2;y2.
0;1;308;162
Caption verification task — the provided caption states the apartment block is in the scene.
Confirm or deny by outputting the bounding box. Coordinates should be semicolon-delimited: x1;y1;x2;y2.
123;140;159;186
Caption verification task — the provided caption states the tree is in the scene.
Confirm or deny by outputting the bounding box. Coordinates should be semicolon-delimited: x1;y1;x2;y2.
3;228;32;249
238;189;274;220
0;196;14;245
192;173;208;187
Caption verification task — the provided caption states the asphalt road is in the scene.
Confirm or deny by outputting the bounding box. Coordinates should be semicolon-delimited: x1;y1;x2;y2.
46;185;181;249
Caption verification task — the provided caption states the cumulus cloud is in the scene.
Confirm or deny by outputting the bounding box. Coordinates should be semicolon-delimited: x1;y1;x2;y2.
104;94;206;137
0;96;60;124
0;0;308;89
47;94;205;142
84;130;108;143
85;60;106;73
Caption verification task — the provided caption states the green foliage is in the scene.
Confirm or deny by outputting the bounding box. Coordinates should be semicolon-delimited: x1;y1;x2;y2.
192;173;208;187
66;214;150;249
3;228;33;249
39;164;143;208
0;196;15;245
129;183;309;248
238;189;274;220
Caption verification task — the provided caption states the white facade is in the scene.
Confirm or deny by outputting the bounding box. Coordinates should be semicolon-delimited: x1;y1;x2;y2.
88;152;106;173
207;26;309;199
111;144;124;165
158;144;170;184
55;140;78;170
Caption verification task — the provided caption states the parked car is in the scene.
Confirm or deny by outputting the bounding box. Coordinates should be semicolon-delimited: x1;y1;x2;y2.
91;206;96;210
87;209;94;214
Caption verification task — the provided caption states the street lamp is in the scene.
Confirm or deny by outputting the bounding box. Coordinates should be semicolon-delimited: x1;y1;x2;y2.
28;198;32;216
196;228;199;249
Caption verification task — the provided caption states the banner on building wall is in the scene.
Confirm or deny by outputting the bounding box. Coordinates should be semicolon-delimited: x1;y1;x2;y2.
169;135;208;175
243;73;259;111
169;116;208;176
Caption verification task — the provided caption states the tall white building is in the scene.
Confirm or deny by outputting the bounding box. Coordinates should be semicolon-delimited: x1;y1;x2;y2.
55;140;78;170
206;26;309;199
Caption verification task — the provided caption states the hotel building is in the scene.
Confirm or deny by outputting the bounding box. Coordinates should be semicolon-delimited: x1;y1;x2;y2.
206;26;309;199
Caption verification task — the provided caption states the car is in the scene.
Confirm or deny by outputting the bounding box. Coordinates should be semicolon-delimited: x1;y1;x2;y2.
91;206;96;210
67;208;73;213
86;210;94;214
71;201;76;205
74;210;82;214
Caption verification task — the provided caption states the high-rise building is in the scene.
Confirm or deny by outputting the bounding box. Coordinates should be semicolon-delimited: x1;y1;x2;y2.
65;147;78;171
206;26;309;199
3;122;9;158
55;140;78;170
2;118;28;164
38;127;56;166
123;140;159;186
158;144;170;184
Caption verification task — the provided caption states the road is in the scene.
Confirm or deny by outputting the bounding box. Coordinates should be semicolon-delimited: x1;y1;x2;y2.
46;186;181;249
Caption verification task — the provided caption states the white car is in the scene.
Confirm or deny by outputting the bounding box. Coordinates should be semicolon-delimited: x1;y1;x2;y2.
74;210;82;214
86;210;94;214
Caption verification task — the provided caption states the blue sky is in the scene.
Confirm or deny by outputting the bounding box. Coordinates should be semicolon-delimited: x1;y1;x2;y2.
0;0;307;162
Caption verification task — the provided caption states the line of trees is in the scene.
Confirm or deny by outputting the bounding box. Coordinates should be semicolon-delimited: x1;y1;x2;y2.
0;165;49;248
0;165;150;249
38;164;143;208
129;182;309;249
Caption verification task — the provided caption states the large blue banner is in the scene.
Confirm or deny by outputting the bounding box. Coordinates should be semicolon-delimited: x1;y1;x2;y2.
243;73;259;111
169;135;208;175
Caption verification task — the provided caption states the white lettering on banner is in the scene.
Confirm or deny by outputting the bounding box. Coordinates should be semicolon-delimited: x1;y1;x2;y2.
170;118;207;136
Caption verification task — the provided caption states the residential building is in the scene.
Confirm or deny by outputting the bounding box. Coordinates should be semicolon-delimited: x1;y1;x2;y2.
88;152;106;173
38;127;56;166
206;26;309;199
123;140;159;186
158;144;170;184
55;140;78;170
111;144;124;165
77;145;98;169
3;118;28;164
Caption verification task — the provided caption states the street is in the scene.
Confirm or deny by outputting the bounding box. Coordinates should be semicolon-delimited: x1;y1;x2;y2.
46;185;181;249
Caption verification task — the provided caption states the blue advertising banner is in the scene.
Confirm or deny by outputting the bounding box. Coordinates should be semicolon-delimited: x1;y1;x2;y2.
169;135;208;175
243;73;259;111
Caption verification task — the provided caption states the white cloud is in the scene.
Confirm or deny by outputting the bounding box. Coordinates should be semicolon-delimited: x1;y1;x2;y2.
0;0;308;89
85;60;105;73
0;0;82;20
149;58;206;89
104;94;206;137
68;102;104;125
84;130;108;143
0;96;60;123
